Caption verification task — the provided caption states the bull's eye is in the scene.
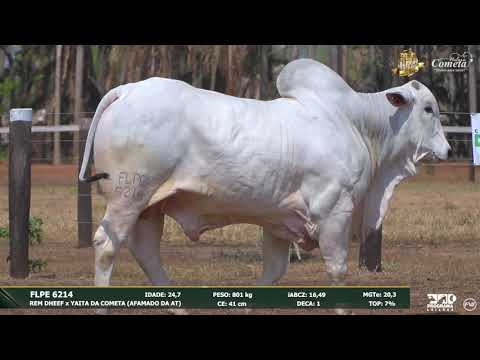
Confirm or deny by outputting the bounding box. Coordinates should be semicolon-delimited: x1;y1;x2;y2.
424;106;433;114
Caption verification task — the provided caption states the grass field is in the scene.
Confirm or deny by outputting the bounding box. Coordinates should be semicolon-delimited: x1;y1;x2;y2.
0;178;479;315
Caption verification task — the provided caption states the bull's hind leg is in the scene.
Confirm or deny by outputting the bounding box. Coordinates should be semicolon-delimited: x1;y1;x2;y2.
127;204;188;315
128;205;169;285
93;204;141;314
94;207;140;287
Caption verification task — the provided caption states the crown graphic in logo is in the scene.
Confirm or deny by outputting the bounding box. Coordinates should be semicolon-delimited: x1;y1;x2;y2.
392;48;424;77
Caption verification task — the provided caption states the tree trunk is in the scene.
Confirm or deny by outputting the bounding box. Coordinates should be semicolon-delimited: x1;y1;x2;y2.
210;45;220;90
196;57;203;88
337;45;343;76
329;45;338;72
119;47;128;84
382;45;392;89
53;45;62;165
260;45;271;99
190;46;197;86
428;45;434;87
255;75;261;99
338;45;348;80
160;46;170;78
62;45;70;83
368;46;376;89
0;50;4;78
369;46;376;62
237;77;251;97
391;46;400;87
290;45;299;60
227;45;234;95
150;45;156;76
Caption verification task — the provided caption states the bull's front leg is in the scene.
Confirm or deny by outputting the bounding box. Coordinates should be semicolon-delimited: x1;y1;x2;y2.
256;227;291;285
244;228;290;315
314;213;354;315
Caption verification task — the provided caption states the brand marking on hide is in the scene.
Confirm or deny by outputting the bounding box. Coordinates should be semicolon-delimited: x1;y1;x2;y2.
114;171;152;200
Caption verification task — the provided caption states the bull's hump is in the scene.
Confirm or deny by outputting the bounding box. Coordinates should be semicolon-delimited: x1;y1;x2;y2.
276;59;355;101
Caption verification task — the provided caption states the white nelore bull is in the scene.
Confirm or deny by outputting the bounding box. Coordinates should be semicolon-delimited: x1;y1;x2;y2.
80;59;450;313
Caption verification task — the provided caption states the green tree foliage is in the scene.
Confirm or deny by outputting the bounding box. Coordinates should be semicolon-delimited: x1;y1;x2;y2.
0;45;476;157
0;216;44;246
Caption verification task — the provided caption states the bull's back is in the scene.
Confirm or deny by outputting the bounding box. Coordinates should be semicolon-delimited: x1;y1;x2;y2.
100;79;319;205
94;77;366;207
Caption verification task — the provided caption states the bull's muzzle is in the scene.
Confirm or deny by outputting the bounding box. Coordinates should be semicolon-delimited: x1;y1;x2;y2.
433;140;451;161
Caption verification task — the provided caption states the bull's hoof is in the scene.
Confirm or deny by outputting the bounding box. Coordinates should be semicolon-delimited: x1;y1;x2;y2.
334;308;355;315
167;308;189;315
95;308;109;315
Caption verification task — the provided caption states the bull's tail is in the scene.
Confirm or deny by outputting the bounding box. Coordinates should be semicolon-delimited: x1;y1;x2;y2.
78;86;124;182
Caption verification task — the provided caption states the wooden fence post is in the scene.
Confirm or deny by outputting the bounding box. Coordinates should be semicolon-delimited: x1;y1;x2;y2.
9;108;32;278
359;225;383;272
77;117;92;248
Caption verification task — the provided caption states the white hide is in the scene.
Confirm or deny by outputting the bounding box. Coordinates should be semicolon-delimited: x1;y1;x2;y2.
80;59;450;295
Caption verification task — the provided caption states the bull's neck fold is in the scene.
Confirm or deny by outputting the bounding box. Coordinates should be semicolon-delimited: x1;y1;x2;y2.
355;91;417;180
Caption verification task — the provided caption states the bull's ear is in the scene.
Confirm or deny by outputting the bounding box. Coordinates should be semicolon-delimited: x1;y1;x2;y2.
386;88;414;107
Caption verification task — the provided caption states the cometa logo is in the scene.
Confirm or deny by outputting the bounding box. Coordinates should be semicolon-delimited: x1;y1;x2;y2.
432;52;474;72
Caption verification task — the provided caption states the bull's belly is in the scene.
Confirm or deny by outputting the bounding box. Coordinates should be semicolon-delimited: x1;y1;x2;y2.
151;187;318;251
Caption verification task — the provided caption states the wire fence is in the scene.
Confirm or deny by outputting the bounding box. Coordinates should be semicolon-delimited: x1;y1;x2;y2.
1;111;95;118
0;111;478;240
0;112;477;165
1;111;477;164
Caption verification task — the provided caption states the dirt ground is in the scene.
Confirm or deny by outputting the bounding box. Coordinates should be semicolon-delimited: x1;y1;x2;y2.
0;162;479;315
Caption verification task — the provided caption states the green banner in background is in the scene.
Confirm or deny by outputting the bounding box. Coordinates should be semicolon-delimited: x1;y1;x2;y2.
0;286;410;309
472;113;480;165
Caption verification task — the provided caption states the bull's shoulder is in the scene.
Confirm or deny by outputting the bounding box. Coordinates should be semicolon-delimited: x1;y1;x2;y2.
297;124;372;202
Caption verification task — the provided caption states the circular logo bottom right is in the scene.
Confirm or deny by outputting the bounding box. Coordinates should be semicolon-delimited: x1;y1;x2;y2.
463;298;477;312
